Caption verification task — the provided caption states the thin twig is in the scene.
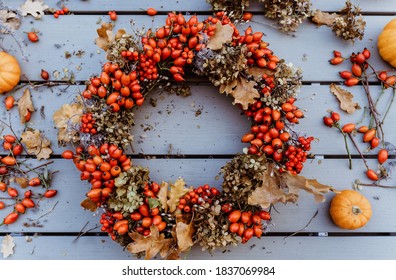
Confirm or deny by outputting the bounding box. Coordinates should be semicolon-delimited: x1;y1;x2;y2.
32;201;59;221
284;209;319;240
336;125;352;169
73;221;89;242
73;224;101;242
356;182;396;189
347;133;369;170
381;88;395;127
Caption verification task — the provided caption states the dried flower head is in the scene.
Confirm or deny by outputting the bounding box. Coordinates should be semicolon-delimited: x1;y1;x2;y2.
332;0;365;41
206;0;250;19
260;0;312;33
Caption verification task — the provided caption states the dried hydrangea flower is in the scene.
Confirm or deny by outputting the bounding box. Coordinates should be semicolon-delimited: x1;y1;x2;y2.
206;0;250;19
259;0;312;33
332;0;365;41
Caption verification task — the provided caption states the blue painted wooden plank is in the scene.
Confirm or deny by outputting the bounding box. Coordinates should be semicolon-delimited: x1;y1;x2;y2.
2;0;396;13
4;235;396;259
0;158;394;233
1;15;394;82
1;84;394;156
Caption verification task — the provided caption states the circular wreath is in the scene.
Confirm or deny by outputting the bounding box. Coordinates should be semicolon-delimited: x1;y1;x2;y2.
55;12;331;259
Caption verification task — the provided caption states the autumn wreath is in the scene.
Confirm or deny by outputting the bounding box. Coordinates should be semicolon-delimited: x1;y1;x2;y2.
53;12;333;259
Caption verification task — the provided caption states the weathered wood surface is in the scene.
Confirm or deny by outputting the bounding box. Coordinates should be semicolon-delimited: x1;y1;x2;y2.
0;0;395;260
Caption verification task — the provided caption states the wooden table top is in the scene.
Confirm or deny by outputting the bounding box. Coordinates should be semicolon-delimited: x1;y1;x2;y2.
1;0;396;259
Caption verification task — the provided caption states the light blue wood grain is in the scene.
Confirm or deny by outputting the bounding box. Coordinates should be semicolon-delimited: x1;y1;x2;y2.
1;84;394;156
0;158;394;233
3;0;396;13
1;15;394;82
4;235;396;260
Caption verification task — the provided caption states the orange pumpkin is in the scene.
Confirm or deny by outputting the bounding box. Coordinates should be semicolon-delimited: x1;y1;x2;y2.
329;190;372;230
378;19;396;67
0;51;21;94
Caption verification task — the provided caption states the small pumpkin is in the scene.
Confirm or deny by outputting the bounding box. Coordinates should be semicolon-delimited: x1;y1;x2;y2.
0;51;21;94
378;18;396;68
329;190;372;230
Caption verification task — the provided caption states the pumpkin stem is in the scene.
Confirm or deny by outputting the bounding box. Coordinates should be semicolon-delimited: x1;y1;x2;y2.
352;205;363;215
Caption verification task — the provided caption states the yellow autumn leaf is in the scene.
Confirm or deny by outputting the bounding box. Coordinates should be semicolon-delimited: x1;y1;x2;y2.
127;226;173;260
95;22;126;51
206;22;234;50
220;77;260;110
17;88;34;124
52;100;83;144
167;178;191;213
20;129;52;160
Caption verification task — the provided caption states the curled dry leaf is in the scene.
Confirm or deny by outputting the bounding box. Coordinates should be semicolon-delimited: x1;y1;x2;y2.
21;129;52;160
220;77;260;110
0;10;21;33
17;88;35;124
167;178;191;213
157;182;169;212
52;100;83;144
175;215;195;252
206;21;234;50
1;235;15;259
311;10;338;27
15;177;29;189
19;0;49;19
95;22;126;51
248;163;335;208
330;83;360;114
127;226;173;260
80;197;99;212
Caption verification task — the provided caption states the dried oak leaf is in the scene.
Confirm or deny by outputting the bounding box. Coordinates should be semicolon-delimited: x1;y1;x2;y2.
167;178;191;213
95;22;126;51
17;88;35;124
0;10;21;33
248;164;296;208
246;67;275;82
19;0;49;19
206;21;234;50
220;77;260;110
158;181;169;212
20;129;52;160
282;172;336;204
249;163;335;208
330;83;360;114
1;235;15;259
175;216;195;252
311;10;338;27
127;226;173;260
52;101;83;144
15;177;29;189
81;198;98;212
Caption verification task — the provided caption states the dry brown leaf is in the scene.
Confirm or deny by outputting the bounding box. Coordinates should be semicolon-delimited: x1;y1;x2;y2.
158;182;168;212
127;226;173;260
249;163;335;208
80;198;98;212
282;172;335;204
248;164;296;208
95;23;126;51
20;129;52;160
15;177;29;189
246;67;275;81
311;10;338;27
19;0;49;19
0;10;21;33
1;235;15;259
330;83;360;114
165;249;181;260
206;22;234;50
52;101;83;144
167;178;191;213
17;88;35;124
175;219;195;252
220;77;260;110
